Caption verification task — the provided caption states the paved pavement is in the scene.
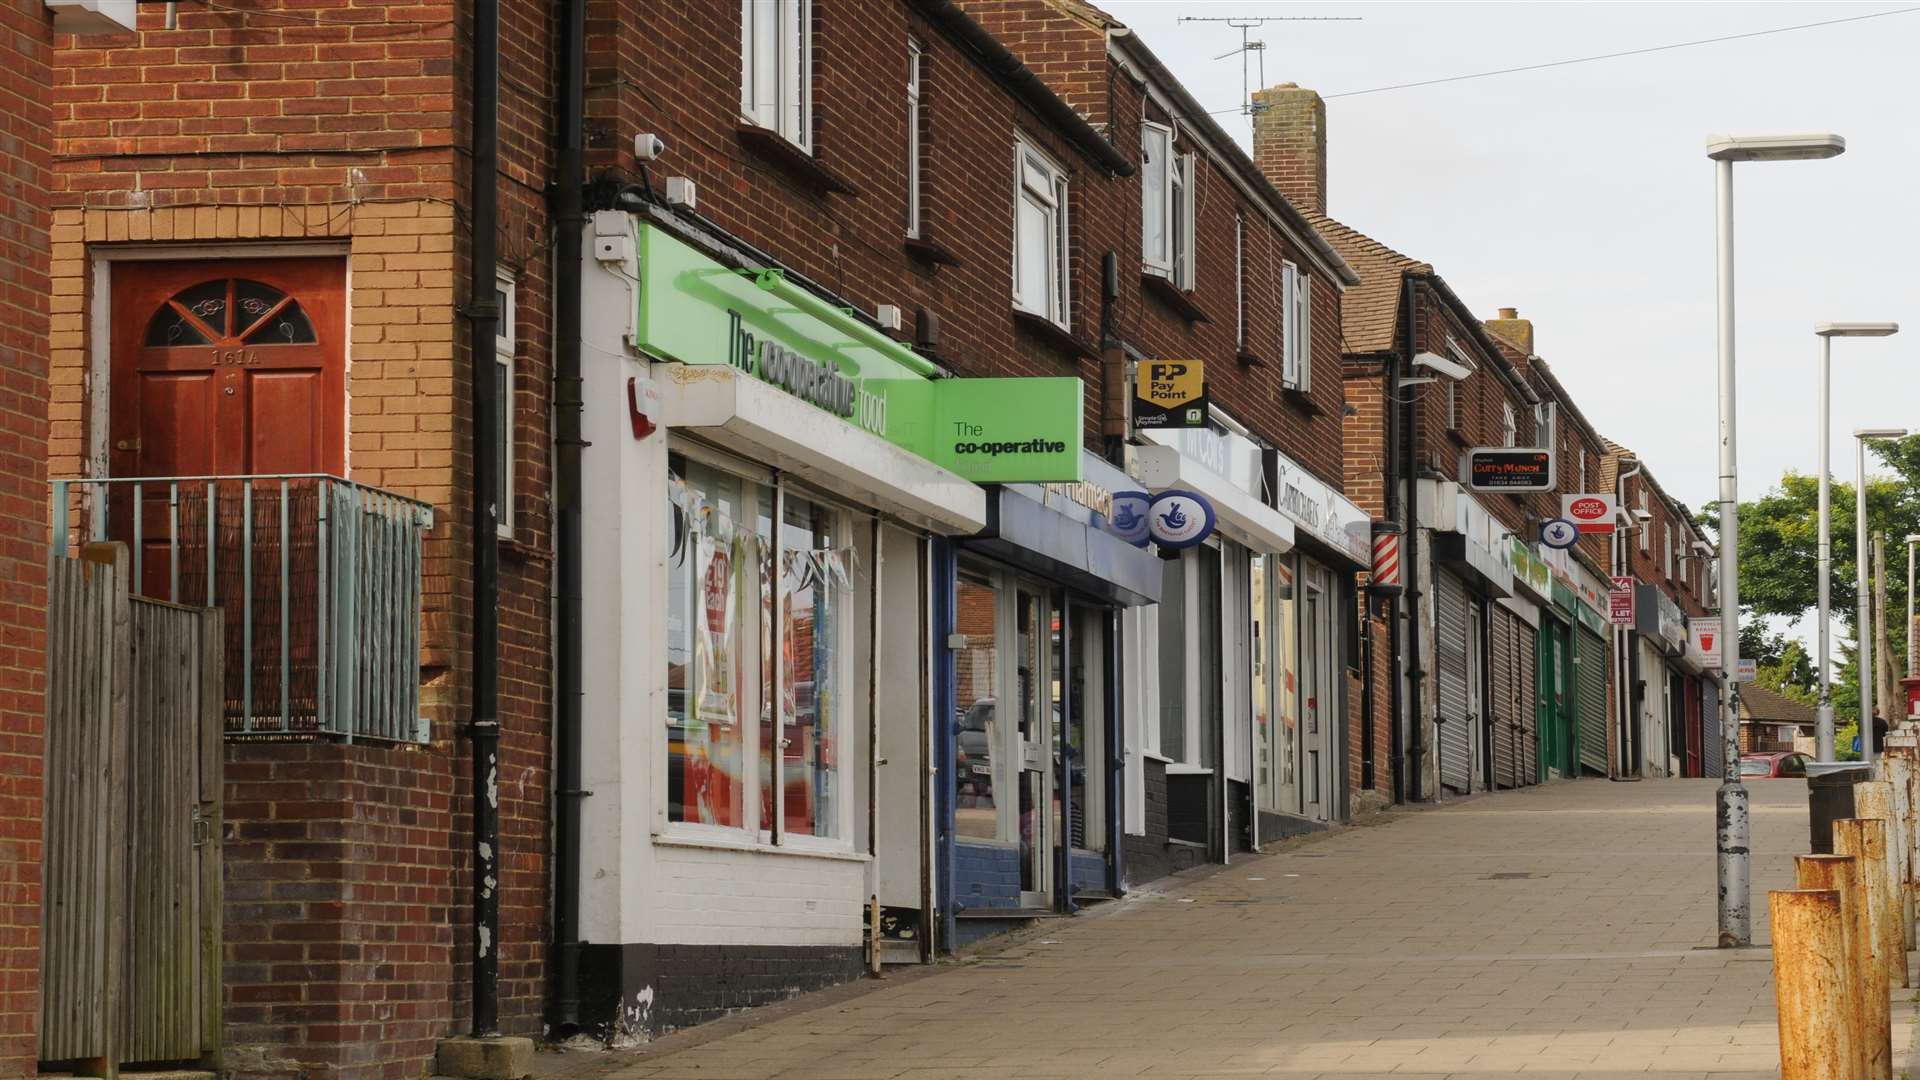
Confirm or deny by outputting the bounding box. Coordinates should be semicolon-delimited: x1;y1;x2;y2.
534;778;1916;1079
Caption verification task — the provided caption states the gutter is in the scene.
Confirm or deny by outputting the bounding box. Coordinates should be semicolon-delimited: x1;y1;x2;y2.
911;0;1134;177
1105;28;1361;289
1411;271;1537;406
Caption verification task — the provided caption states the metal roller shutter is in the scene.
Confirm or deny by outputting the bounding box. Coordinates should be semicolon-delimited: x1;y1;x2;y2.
1434;570;1473;793
1702;679;1723;778
1577;626;1609;775
1489;608;1515;788
1518;625;1538;784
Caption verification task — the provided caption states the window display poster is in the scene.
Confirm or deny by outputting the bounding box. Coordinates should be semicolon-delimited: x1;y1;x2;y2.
695;533;738;729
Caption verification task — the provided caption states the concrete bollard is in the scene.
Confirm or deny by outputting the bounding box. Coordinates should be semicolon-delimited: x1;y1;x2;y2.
1853;782;1913;980
1798;854;1881;1080
1836;818;1905;992
1772;888;1863;1080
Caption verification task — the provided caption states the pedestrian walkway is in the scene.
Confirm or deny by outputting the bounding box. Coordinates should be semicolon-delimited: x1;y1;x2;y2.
534;779;1915;1079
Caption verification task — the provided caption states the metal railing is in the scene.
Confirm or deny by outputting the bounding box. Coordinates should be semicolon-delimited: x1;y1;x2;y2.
52;474;435;743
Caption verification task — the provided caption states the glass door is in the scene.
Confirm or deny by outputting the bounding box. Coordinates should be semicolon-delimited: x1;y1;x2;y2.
1300;560;1339;822
1015;588;1050;907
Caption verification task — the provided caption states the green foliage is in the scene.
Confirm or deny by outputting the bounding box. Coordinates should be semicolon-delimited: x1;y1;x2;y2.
1755;639;1817;705
1726;435;1918;709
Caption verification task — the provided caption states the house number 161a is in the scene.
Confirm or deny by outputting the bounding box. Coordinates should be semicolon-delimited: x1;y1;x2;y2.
212;348;259;366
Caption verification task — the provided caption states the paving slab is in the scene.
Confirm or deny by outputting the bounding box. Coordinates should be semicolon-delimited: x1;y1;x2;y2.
534;779;1919;1079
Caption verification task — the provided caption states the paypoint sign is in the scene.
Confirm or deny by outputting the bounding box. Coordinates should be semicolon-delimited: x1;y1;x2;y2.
1134;359;1208;429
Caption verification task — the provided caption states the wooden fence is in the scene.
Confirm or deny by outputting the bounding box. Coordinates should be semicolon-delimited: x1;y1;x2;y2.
39;544;222;1076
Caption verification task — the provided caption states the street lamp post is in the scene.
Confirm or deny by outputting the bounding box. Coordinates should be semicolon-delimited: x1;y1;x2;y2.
1705;131;1846;949
1813;322;1899;763
1856;427;1908;764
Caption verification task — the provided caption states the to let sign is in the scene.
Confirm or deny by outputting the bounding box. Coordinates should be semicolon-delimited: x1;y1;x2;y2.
1462;448;1554;492
1608;575;1635;626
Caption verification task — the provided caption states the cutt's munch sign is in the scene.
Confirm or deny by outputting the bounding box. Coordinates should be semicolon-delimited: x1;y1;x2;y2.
1461;448;1555;492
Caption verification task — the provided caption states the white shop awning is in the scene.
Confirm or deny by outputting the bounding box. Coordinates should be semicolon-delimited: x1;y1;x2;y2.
655;364;988;535
1128;443;1295;554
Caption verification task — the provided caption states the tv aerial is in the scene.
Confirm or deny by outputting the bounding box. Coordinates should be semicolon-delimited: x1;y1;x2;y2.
1178;15;1361;129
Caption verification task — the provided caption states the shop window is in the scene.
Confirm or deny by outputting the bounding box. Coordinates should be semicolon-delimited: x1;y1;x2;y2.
494;273;515;538
1281;261;1310;391
954;571;999;839
905;37;923;238
665;453;851;842
1013;141;1069;327
1252;554;1300;812
740;0;811;150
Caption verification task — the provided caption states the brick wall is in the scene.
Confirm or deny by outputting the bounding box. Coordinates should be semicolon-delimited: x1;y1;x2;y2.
1250;84;1326;216
0;3;52;1074
50;1;553;1072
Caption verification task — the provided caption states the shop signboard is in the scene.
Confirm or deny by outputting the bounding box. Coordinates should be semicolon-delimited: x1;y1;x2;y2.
630;221;1083;482
1562;493;1618;533
1688;616;1722;671
1509;537;1552;603
1539;517;1579;549
1634;583;1687;653
1460;448;1554;492
1133;359;1209;429
1268;449;1372;565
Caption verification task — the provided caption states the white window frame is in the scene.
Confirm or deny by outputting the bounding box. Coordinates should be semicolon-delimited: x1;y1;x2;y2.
1501;402;1517;447
905;38;923;239
1171;152;1194;291
740;0;812;151
494;271;515;540
1662;521;1673;580
1638;491;1650;552
1233;213;1246;349
1579;445;1588;492
1012;140;1070;328
1281;260;1310;391
1536;400;1555;451
1140;121;1172;274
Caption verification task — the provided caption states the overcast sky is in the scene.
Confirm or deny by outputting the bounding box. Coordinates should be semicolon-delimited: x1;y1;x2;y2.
1106;0;1919;517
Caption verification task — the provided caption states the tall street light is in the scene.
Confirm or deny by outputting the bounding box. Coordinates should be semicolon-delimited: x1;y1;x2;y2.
1813;321;1898;763
1705;131;1846;949
1856;426;1908;763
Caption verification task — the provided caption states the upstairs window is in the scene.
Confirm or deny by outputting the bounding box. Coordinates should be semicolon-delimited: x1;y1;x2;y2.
1141;122;1194;290
494;272;516;539
1281;261;1310;391
1502;402;1517;447
1233;214;1246;349
741;0;811;150
1662;521;1673;580
1013;141;1069;327
905;38;923;238
1536;400;1555;450
1638;491;1650;552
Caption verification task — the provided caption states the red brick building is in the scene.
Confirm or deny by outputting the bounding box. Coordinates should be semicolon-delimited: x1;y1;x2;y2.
46;1;552;1074
0;2;55;1073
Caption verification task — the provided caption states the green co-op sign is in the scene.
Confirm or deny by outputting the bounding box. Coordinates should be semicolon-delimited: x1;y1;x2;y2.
633;223;1082;483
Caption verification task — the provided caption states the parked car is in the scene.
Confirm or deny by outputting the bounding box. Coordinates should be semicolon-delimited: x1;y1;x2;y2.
1739;752;1811;779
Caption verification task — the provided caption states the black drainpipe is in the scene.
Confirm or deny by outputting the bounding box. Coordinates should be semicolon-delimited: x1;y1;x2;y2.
549;0;588;1032
467;0;502;1038
1383;348;1404;804
1400;275;1424;803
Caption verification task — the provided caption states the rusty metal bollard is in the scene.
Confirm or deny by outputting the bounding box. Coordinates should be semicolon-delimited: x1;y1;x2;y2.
1853;783;1912;984
1878;744;1919;949
1772;889;1862;1080
1797;854;1879;1080
1836;818;1905;993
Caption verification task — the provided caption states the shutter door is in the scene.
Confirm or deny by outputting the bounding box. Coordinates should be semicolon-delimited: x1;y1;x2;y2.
1701;679;1723;778
1577;626;1609;775
1518;625;1538;784
1489;608;1519;789
1434;570;1473;793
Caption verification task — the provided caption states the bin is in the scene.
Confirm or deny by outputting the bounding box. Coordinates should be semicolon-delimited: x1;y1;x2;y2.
1808;766;1872;854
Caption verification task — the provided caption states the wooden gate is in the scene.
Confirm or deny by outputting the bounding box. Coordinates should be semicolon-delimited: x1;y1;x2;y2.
40;544;222;1075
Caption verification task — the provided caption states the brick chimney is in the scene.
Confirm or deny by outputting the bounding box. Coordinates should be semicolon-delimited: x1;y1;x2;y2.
1485;307;1534;354
1250;83;1325;215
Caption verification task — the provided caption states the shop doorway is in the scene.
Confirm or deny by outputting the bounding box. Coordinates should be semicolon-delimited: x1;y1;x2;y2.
1539;620;1574;780
1300;561;1339;822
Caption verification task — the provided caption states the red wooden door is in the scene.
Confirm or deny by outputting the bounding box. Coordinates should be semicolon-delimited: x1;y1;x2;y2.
110;258;346;481
108;259;346;731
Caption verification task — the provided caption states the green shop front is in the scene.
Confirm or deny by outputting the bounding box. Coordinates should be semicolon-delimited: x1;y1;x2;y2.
1506;541;1613;784
569;216;1095;1035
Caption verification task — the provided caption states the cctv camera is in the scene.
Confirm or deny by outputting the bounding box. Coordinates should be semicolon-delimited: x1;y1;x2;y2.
634;133;666;161
1411;351;1472;381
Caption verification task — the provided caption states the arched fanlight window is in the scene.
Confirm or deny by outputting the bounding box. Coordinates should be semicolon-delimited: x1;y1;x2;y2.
144;278;318;347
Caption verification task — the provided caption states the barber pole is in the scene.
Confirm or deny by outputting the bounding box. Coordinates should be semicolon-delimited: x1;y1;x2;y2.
1371;522;1404;595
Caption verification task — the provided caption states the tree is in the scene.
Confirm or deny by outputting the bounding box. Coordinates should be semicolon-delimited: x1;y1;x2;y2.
1717;434;1918;720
